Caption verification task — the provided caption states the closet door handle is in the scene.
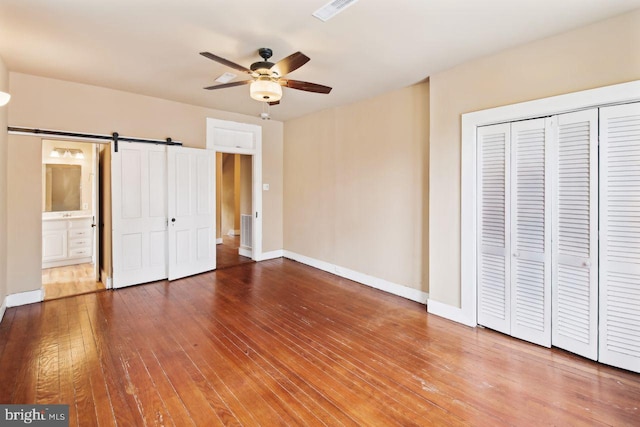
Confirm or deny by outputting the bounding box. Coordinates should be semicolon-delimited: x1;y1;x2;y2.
171;218;176;223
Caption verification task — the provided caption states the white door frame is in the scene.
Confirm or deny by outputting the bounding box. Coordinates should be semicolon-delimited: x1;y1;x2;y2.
206;118;263;261
429;80;640;327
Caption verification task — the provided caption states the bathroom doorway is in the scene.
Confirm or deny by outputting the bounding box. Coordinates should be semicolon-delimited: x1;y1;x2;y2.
41;139;105;300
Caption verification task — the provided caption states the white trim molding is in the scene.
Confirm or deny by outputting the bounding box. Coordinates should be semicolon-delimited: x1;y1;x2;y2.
6;289;44;308
0;298;6;324
454;80;640;328
239;247;252;258
283;251;428;304
427;299;476;327
101;269;113;289
258;249;283;261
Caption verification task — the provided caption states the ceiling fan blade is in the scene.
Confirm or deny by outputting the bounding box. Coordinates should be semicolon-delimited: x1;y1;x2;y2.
271;52;310;76
203;80;252;90
268;100;280;106
282;79;332;94
200;52;252;74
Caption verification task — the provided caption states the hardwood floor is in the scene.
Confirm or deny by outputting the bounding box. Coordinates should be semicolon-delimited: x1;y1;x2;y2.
2;258;639;426
42;263;106;300
216;235;253;269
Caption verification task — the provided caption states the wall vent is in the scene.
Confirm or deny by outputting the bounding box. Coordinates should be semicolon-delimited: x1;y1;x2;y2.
312;0;359;22
240;214;252;249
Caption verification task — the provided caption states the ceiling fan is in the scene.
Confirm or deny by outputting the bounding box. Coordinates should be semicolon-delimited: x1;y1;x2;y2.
200;48;332;105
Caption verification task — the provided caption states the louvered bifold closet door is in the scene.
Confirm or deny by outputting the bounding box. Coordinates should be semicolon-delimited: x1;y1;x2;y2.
551;110;598;360
510;118;552;347
599;102;640;373
477;123;511;334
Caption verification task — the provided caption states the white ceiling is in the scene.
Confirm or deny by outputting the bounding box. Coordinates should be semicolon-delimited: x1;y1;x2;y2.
1;0;639;122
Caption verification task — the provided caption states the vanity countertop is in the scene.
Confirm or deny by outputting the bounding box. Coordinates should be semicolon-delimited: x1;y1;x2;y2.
42;214;93;221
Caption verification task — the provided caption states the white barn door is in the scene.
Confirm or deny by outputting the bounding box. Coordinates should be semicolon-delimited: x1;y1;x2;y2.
599;102;640;373
167;146;216;280
111;142;167;288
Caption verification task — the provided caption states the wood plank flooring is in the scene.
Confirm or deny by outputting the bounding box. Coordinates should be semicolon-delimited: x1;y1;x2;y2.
2;258;639;426
42;263;105;300
217;235;253;270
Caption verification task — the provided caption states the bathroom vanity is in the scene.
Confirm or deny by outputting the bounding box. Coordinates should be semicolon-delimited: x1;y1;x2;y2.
42;214;94;269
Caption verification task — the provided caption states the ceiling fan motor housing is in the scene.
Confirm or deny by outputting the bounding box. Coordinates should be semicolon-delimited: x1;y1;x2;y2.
250;48;275;73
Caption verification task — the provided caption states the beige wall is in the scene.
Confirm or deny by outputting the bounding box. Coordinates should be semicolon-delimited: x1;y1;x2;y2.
0;57;8;305
429;9;640;307
7;135;42;294
7;73;284;295
284;82;429;292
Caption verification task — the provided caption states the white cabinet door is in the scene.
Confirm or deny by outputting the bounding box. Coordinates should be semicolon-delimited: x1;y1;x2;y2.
599;102;640;373
167;146;216;280
42;230;67;262
111;142;168;288
510;118;552;347
551;109;599;360
477;123;511;334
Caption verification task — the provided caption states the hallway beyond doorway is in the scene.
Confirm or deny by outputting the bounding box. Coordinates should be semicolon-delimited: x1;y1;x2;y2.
216;235;253;269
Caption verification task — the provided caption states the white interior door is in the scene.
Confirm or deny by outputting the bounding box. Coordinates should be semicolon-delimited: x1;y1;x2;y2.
477;123;511;334
551;109;599;360
167;146;216;280
111;142;167;288
599;102;640;373
510;118;552;347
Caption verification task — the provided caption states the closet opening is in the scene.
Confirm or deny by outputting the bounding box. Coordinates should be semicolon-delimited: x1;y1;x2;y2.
458;80;640;374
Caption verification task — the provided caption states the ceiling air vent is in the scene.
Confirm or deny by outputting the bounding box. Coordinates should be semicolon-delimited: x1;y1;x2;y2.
312;0;359;22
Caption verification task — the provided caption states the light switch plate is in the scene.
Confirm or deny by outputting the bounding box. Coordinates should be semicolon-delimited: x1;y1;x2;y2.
263;183;270;191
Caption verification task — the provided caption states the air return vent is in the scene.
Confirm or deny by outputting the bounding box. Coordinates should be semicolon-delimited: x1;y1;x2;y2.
312;0;359;22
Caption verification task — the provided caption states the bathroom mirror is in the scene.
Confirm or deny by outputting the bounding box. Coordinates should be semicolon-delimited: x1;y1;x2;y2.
43;164;82;212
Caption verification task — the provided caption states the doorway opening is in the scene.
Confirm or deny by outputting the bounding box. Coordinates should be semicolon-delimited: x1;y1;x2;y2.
216;153;254;269
41;139;106;300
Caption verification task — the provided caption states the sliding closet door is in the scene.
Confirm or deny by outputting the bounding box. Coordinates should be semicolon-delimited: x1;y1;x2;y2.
509;118;552;347
111;142;168;288
551;110;598;360
599;102;640;373
477;123;511;334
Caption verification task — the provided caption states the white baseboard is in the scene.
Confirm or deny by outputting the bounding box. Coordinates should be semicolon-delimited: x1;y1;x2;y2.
216;238;223;244
258;249;284;261
6;289;43;308
427;299;477;327
0;298;6;324
101;269;113;289
239;247;252;258
283;251;428;304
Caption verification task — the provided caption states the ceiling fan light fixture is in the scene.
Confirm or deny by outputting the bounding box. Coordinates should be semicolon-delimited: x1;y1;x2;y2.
250;79;282;103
